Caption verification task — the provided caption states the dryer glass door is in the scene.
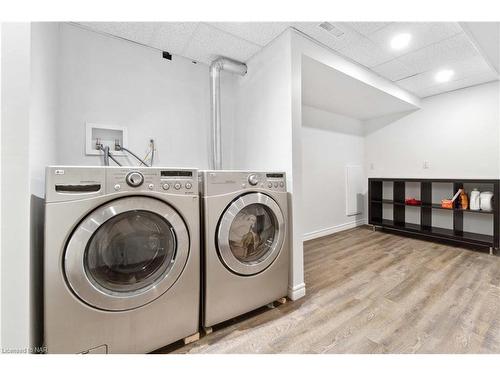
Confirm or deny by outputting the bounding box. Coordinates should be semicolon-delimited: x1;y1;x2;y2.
217;192;285;275
64;196;190;311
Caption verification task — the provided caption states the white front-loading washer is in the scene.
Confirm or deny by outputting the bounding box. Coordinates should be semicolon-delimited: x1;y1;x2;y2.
43;166;199;353
200;171;290;329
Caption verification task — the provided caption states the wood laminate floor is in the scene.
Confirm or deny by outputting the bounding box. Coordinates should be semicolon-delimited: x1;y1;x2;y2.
157;226;500;354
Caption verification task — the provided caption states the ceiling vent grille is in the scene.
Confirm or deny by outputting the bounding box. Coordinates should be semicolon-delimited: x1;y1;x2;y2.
318;22;345;37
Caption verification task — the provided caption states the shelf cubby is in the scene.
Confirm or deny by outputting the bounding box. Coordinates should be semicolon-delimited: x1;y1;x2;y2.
368;178;500;252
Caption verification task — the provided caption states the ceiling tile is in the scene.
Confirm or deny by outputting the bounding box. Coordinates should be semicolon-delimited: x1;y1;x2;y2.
396;56;496;94
398;32;479;74
337;37;394;67
451;55;497;76
344;22;391;36
148;22;199;55
182;23;261;64
78;22;158;46
75;21;498;98
397;71;442;93
416;71;499;97
293;22;365;51
371;59;415;81
208;22;291;46
368;22;463;59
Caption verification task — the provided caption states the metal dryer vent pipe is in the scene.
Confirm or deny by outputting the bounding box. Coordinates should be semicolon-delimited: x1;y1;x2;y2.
210;57;247;170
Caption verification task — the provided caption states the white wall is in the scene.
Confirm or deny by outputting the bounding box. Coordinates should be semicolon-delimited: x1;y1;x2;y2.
0;23;2;350
301;106;365;240
231;30;306;300
29;22;60;350
1;22;32;352
1;22;63;352
231;31;293;172
30;23;59;196
56;23;234;169
365;81;500;179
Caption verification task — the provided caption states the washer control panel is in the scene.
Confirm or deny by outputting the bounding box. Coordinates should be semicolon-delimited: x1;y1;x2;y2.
106;168;197;195
202;171;286;195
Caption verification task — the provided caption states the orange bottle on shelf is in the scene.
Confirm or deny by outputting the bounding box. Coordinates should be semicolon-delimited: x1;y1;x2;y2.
441;200;453;209
441;188;462;209
460;190;469;210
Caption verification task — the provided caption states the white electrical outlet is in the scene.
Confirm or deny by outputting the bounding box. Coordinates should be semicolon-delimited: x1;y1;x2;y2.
423;161;430;169
370;163;375;170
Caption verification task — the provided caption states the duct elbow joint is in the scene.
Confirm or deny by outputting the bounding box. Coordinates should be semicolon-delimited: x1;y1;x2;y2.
210;57;247;76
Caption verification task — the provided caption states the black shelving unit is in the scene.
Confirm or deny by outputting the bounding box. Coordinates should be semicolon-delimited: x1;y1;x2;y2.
368;178;500;254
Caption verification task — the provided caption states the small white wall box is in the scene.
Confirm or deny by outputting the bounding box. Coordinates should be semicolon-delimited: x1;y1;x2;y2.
86;123;128;156
346;165;364;216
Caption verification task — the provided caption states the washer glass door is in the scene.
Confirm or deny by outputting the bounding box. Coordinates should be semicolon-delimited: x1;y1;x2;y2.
217;192;285;275
65;196;189;311
85;210;175;293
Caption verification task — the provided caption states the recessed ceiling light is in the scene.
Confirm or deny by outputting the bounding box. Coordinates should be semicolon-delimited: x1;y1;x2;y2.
390;33;412;50
435;69;455;83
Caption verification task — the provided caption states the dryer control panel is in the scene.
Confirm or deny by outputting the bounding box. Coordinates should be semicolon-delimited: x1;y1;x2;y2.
200;171;286;196
106;167;198;195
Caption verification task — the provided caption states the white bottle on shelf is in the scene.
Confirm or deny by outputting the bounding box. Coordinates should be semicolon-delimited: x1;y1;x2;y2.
470;189;480;211
480;191;494;211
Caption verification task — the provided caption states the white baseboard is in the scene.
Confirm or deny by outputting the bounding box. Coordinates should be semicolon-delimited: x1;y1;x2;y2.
303;218;367;241
287;283;306;301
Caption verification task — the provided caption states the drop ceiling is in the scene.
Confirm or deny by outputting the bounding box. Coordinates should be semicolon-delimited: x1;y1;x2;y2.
76;21;499;99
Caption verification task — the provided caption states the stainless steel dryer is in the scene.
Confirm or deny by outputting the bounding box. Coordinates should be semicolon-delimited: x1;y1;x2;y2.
44;166;199;353
200;171;289;329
